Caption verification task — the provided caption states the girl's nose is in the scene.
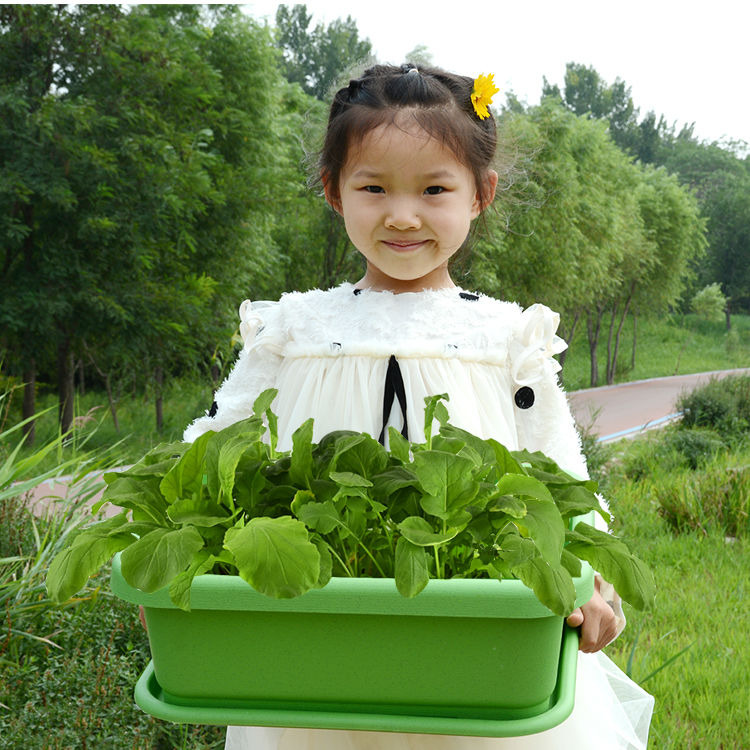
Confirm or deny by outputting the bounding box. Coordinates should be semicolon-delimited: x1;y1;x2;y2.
384;199;421;230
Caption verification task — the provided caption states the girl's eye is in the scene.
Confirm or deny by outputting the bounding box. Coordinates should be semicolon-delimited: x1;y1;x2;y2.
424;186;445;195
364;185;384;194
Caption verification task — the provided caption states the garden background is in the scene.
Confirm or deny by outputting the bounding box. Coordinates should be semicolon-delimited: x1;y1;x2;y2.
1;4;749;748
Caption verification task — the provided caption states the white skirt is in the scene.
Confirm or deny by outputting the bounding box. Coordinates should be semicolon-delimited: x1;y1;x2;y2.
225;652;653;750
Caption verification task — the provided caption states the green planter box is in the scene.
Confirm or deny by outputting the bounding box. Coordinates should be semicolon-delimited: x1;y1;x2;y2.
112;554;593;737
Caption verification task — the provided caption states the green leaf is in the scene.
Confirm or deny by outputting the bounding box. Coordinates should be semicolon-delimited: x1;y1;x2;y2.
395;537;429;597
46;514;134;603
495;473;554;503
413;451;478;520
252;388;278;418
398;516;461;546
497;533;536;567
487;440;524;477
371;467;419;498
488;494;527;519
387;426;411;464
552;484;603;518
119;526;205;593
168;550;216;611
313;539;333;588
101;475;167;522
224;516;320;598
160;430;212;504
516;496;565;563
423;393;450;447
289;418;314;487
512;553;576;616
253;388;278;451
560;548;582;577
333;434;388;477
166;496;231;527
329;471;373;488
217;434;254;505
439;423;496;468
295;500;341;534
564;523;655;610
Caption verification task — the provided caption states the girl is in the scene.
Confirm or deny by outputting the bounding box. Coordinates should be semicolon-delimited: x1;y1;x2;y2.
184;63;654;750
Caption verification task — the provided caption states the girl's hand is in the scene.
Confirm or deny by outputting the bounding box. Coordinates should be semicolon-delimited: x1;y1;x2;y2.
566;576;618;652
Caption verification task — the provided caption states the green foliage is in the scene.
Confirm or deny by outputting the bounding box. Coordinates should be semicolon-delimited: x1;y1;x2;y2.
0;5;288;433
46;392;654;618
542;62;639;154
275;4;372;100
676;374;750;440
691;283;728;320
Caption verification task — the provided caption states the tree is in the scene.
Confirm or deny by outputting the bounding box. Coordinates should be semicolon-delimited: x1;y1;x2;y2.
468;100;705;386
0;5;287;437
542;62;640;154
275;4;372;100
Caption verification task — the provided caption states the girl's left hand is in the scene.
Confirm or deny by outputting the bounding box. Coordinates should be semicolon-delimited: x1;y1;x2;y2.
566;576;618;652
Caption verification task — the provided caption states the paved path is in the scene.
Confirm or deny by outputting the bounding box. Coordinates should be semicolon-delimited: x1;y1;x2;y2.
567;368;750;442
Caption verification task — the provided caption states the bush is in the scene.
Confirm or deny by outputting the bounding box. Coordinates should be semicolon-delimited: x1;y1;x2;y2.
654;455;750;537
677;375;750;441
690;283;727;321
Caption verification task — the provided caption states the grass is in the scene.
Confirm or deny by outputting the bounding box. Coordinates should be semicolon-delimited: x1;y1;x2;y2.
603;488;749;748
3;321;750;747
590;404;750;749
561;312;750;391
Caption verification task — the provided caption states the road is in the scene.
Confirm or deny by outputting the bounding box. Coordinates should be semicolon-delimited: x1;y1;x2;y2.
26;368;750;516
567;367;750;442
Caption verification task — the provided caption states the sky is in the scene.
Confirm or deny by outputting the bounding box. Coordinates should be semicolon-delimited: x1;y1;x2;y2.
243;0;750;148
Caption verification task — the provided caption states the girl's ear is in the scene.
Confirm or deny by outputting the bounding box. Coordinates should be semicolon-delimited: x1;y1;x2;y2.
321;172;342;214
472;169;499;217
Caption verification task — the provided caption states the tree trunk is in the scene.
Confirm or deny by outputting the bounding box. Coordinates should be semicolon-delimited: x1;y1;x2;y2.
105;372;120;432
22;357;36;446
557;311;580;372
726;303;731;331
586;309;604;388
154;366;164;433
605;303;618;385
57;339;75;434
76;358;85;396
607;287;635;385
631;315;638;370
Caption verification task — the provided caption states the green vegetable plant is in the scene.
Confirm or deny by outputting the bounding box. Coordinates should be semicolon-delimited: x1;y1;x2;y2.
46;391;655;617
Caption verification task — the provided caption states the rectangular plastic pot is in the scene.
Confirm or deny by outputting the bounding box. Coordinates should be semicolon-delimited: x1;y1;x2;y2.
111;554;593;734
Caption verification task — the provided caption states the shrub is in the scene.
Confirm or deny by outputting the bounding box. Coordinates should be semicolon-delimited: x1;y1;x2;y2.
617;425;726;482
677;375;750;442
654;455;750;537
690;283;727;321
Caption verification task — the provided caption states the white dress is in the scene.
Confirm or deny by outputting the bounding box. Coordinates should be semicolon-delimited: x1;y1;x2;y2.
184;283;654;750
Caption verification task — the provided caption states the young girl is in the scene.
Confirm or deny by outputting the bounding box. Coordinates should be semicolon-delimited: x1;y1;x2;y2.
184;63;654;750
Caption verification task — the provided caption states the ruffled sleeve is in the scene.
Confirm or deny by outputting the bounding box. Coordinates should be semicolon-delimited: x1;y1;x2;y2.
183;299;284;443
509;303;568;386
509;303;588;481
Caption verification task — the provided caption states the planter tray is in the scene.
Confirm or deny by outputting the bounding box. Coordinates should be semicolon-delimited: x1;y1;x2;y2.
134;626;579;737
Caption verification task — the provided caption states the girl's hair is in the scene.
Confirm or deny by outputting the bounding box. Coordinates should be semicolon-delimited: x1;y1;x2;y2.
319;62;498;206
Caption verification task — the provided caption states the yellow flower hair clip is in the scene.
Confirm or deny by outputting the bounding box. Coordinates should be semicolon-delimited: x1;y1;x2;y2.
471;73;499;120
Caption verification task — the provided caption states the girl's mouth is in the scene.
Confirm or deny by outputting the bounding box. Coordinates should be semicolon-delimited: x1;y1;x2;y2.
382;240;427;252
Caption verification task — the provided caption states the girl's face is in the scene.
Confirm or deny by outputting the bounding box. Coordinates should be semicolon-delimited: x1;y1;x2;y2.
325;119;497;292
